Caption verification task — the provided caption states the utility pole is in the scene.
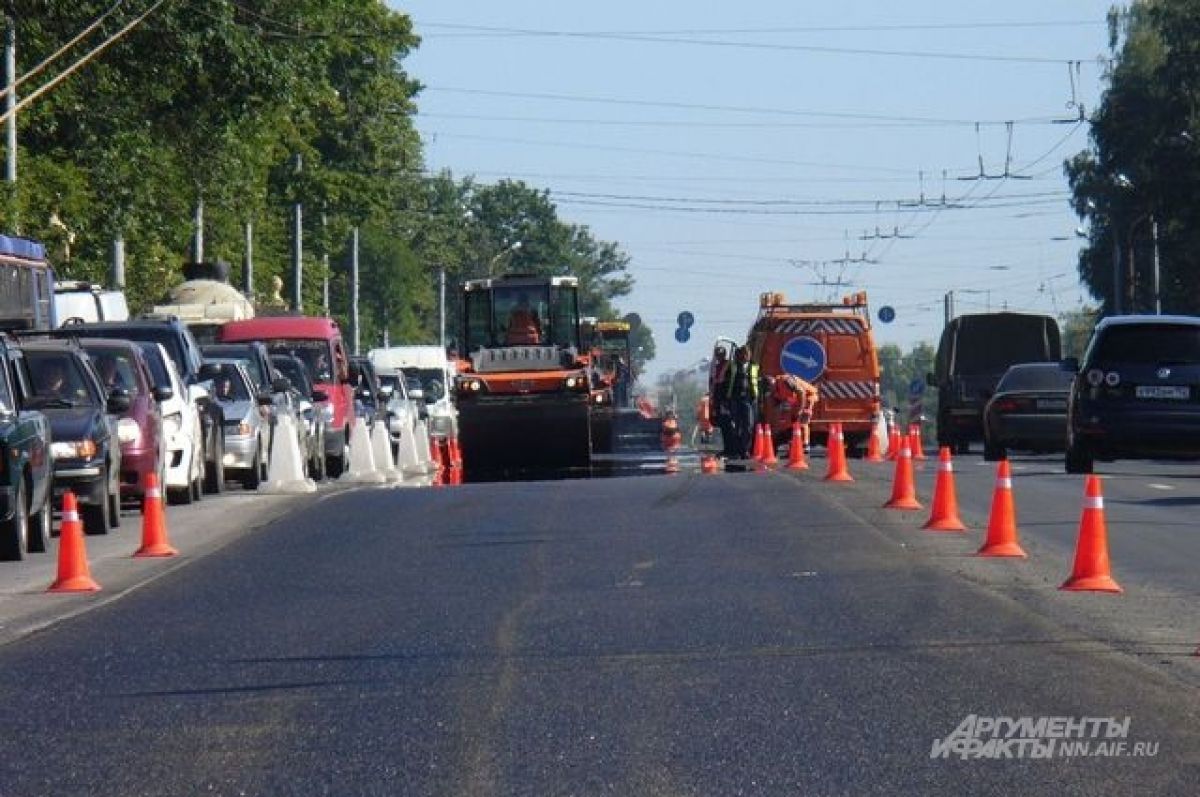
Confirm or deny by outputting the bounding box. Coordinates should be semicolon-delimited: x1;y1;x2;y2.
242;220;253;297
192;198;204;262
321;212;329;315
1152;216;1161;315
291;154;303;312
111;234;125;289
439;266;446;352
349;226;360;355
5;16;15;186
943;291;955;326
1111;234;1121;315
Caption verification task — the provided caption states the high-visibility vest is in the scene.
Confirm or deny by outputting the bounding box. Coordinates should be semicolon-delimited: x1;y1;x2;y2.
728;361;759;400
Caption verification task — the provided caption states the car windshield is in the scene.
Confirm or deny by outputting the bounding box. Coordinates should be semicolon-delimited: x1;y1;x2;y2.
208;363;251;403
83;348;143;396
263;339;334;382
80;327;189;378
205;346;267;388
271;357;313;395
378;373;407;399
25;350;95;406
136;343;172;390
997;364;1074;392
401;367;445;401
1092;324;1200;365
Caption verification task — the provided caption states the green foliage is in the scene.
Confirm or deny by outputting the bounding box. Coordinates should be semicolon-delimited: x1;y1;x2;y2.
1067;1;1200;315
877;341;937;425
1060;306;1101;359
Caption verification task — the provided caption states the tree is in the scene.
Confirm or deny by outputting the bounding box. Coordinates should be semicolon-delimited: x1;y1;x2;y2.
1066;2;1200;315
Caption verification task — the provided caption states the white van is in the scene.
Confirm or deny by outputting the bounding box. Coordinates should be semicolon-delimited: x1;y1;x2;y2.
54;281;130;325
368;345;458;437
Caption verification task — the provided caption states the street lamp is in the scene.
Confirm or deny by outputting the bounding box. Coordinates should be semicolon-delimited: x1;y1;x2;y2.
1114;174;1162;315
487;240;522;276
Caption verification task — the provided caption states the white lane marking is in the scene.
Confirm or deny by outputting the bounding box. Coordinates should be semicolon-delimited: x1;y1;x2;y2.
1147;483;1175;491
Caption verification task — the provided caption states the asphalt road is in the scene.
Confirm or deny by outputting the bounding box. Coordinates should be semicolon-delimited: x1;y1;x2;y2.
0;459;1198;796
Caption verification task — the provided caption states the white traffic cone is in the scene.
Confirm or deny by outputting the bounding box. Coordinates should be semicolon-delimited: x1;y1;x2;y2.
370;419;402;482
874;412;890;458
261;415;317;494
342;417;386;483
414;419;435;475
397;418;421;477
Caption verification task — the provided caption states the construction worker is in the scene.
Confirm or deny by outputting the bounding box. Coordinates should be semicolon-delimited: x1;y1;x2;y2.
772;374;821;453
505;293;542;345
708;346;736;456
726;345;759;458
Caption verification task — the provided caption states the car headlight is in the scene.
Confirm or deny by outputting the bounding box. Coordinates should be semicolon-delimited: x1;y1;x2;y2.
163;412;183;437
1085;369;1104;387
237;421;252;436
1103;371;1121;387
51;440;98;460
117;419;141;445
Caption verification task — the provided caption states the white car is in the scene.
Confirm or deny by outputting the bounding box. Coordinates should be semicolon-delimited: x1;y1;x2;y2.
375;366;421;455
136;342;205;504
368;345;458;438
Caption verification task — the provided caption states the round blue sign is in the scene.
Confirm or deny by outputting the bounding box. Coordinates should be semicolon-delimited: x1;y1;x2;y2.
908;377;925;397
878;305;896;324
779;336;826;381
677;310;695;329
674;327;690;343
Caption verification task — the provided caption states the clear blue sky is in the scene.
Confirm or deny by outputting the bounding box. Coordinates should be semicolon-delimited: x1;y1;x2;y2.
392;1;1116;382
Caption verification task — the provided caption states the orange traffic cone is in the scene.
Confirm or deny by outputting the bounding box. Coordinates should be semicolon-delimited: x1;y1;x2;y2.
761;424;778;467
664;453;680;474
786;421;809;471
909;425;926;461
751;424;765;462
430;436;445;487
883;440;922;510
823;422;854;482
134;473;177;557
48;491;101;593
447;437;463;486
1060;476;1122;593
887;425;901;461
865;424;884;463
976;460;1027;557
922;447;966;532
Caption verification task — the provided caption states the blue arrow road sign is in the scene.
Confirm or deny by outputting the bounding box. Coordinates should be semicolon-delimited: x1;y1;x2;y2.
677;310;695;329
908;377;925;397
779;336;826;381
674;327;690;343
878;305;896;324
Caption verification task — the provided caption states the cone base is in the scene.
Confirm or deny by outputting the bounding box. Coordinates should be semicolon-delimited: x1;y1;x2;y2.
823;472;854;482
1059;575;1123;593
976;542;1028;558
884;497;923;510
134;544;179;558
786;462;809;471
48;576;101;593
864;454;884;463
922;517;967;532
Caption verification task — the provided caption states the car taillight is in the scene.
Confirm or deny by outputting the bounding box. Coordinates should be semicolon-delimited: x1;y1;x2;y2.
993;398;1028;413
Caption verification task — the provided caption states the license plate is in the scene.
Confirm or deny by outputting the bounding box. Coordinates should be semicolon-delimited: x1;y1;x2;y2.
1135;385;1190;400
1036;398;1067;410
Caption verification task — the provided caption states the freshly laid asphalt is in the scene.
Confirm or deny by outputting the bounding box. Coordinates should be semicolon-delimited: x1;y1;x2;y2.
1;462;1198;796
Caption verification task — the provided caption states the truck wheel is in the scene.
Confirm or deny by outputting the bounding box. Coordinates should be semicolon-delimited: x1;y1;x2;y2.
242;442;263;490
1065;441;1093;474
82;471;111;536
983;439;1005;462
29;483;50;554
204;434;225;494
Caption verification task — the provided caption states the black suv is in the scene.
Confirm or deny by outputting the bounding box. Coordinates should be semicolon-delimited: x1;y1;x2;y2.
1064;315;1200;473
350;356;385;428
0;337;54;560
52;319;227;493
22;339;126;535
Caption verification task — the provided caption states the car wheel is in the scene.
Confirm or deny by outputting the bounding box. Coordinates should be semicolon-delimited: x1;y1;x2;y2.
242;442;263;490
325;431;348;478
983;439;1005;462
204;434;225;494
28;484;50;554
82;471;111;536
1065;440;1094;474
0;479;30;561
168;484;193;506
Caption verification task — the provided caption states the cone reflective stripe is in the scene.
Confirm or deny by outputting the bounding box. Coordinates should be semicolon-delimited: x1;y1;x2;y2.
786;421;809;471
761;424;778;467
922;447;967;532
823;422;853;482
976;460;1027;557
1060;476;1122;592
909;425;926;461
135;473;177;558
865;423;884;463
883;441;922;510
48;492;101;593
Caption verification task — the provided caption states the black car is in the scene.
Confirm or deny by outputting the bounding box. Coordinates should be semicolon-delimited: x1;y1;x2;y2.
1065;315;1200;473
51;319;226;494
350;356;385;428
22;339;125;535
982;363;1075;461
0;337;54;560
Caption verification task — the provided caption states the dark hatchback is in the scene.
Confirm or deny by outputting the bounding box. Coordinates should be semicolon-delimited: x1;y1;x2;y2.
23;340;125;535
982;363;1075;461
0;337;54;560
1065;315;1200;473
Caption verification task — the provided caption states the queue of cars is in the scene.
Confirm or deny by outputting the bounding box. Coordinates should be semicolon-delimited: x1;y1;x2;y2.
1;312;450;562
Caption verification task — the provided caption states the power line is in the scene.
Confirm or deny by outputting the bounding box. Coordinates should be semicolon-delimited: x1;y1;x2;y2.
422;20;1104;36
420;111;1070;131
551;189;1069;207
419;23;1088;64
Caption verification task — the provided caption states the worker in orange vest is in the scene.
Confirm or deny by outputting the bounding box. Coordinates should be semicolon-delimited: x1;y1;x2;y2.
505;293;542;345
772;373;820;453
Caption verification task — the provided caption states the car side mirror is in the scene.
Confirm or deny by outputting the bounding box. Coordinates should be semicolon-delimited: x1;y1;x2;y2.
271;376;292;393
1061;357;1080;373
107;388;132;414
153;385;174;402
311;389;329;403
